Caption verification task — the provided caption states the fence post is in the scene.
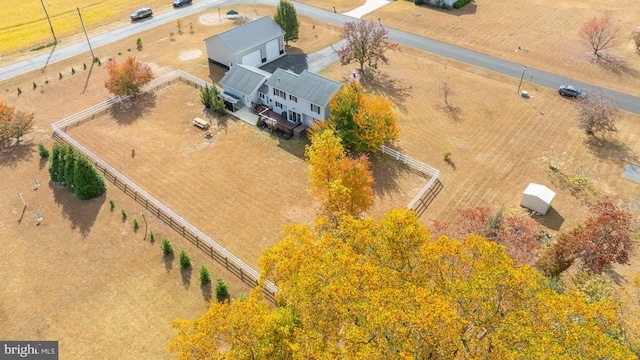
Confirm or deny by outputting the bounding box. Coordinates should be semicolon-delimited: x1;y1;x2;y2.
225;257;228;269
170;217;172;227
182;225;185;237
157;207;160;218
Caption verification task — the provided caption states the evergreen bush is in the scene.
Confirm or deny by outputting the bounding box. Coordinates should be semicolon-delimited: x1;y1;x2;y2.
215;278;229;300
38;142;49;158
162;237;174;255
199;265;211;285
179;248;191;268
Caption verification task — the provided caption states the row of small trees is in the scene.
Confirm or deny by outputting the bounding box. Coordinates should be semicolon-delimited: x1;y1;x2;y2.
48;142;106;200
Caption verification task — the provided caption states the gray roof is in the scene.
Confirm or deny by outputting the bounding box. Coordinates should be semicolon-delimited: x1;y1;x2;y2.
220;64;270;96
204;16;285;54
265;69;343;107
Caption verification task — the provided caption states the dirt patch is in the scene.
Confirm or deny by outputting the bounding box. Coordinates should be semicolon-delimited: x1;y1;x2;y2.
178;48;202;61
199;13;232;26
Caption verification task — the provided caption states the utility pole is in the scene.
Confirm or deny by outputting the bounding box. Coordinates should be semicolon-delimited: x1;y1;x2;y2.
40;0;57;44
77;7;95;59
517;66;527;95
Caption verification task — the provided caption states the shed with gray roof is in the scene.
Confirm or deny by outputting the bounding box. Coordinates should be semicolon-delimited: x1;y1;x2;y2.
204;16;286;69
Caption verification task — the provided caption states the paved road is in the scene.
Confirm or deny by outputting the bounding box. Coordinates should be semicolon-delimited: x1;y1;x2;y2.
2;0;639;114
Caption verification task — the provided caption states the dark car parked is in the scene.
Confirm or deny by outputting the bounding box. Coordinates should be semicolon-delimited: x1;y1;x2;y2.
558;85;586;99
173;0;192;7
130;8;153;21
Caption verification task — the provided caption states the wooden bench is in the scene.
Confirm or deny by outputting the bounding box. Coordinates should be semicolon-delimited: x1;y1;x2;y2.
192;117;209;130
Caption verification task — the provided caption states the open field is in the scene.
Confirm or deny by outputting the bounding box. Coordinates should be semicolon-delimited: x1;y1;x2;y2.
365;0;640;97
1;3;639;358
0;0;182;56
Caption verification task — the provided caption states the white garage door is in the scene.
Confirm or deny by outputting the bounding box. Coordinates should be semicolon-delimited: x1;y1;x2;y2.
266;39;279;60
241;50;261;67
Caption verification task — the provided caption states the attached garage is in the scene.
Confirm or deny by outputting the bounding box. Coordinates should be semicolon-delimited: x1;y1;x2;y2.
266;39;280;61
520;183;556;215
241;50;262;67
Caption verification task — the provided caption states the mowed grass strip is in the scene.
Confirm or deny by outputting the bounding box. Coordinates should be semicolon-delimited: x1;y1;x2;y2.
0;0;171;55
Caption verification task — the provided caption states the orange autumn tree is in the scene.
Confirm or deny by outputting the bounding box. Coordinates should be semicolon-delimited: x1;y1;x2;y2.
169;209;635;359
305;128;373;217
319;81;399;153
0;99;35;144
104;56;154;97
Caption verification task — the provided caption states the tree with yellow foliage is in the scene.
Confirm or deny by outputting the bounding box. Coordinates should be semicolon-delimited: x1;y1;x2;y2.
170;209;636;359
320;81;399;153
305;129;373;217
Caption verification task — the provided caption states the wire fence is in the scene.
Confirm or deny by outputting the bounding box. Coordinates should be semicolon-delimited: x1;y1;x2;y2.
51;71;277;303
379;145;440;210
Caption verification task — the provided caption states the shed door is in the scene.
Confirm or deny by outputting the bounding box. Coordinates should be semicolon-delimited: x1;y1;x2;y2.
241;50;261;67
266;39;279;60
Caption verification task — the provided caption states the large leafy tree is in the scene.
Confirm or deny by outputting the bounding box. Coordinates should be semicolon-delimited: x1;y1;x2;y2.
320;81;399;153
305;129;373;217
538;197;636;275
576;89;620;136
579;12;619;59
170;209;635;358
273;0;299;46
0;99;35;144
104;56;154;97
336;20;399;76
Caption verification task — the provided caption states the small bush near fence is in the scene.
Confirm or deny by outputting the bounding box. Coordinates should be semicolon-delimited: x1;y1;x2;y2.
179;248;191;268
215;278;229;300
149;231;155;242
199;265;211;285
121;210;127;219
133;218;139;230
162;237;174;255
38;142;49;158
109;200;115;211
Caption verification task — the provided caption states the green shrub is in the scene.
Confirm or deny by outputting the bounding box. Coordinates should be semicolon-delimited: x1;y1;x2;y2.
414;0;424;4
83;63;87;70
72;152;106;199
256;118;264;127
149;231;155;241
33;82;37;90
109;200;115;210
215;278;229;300
58;72;62;80
121;210;127;219
179;248;191;268
453;1;462;8
38;142;50;158
17;87;21;95
199;265;211;285
71;67;75;75
133;218;139;230
161;237;173;255
136;37;143;49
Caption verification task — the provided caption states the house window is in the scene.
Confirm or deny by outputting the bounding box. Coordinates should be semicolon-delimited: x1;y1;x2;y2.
289;94;297;102
275;101;283;109
273;88;286;99
311;104;320;114
259;93;265;99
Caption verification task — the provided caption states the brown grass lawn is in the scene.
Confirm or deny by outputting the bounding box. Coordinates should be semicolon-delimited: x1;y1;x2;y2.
1;2;640;358
365;0;640;97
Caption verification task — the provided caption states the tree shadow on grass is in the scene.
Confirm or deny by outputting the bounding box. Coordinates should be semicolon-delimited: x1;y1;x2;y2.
109;93;157;125
181;266;192;289
369;152;412;199
163;252;175;273
361;71;412;114
584;135;639;164
0;140;35;169
201;282;212;304
50;181;104;238
592;53;640;78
